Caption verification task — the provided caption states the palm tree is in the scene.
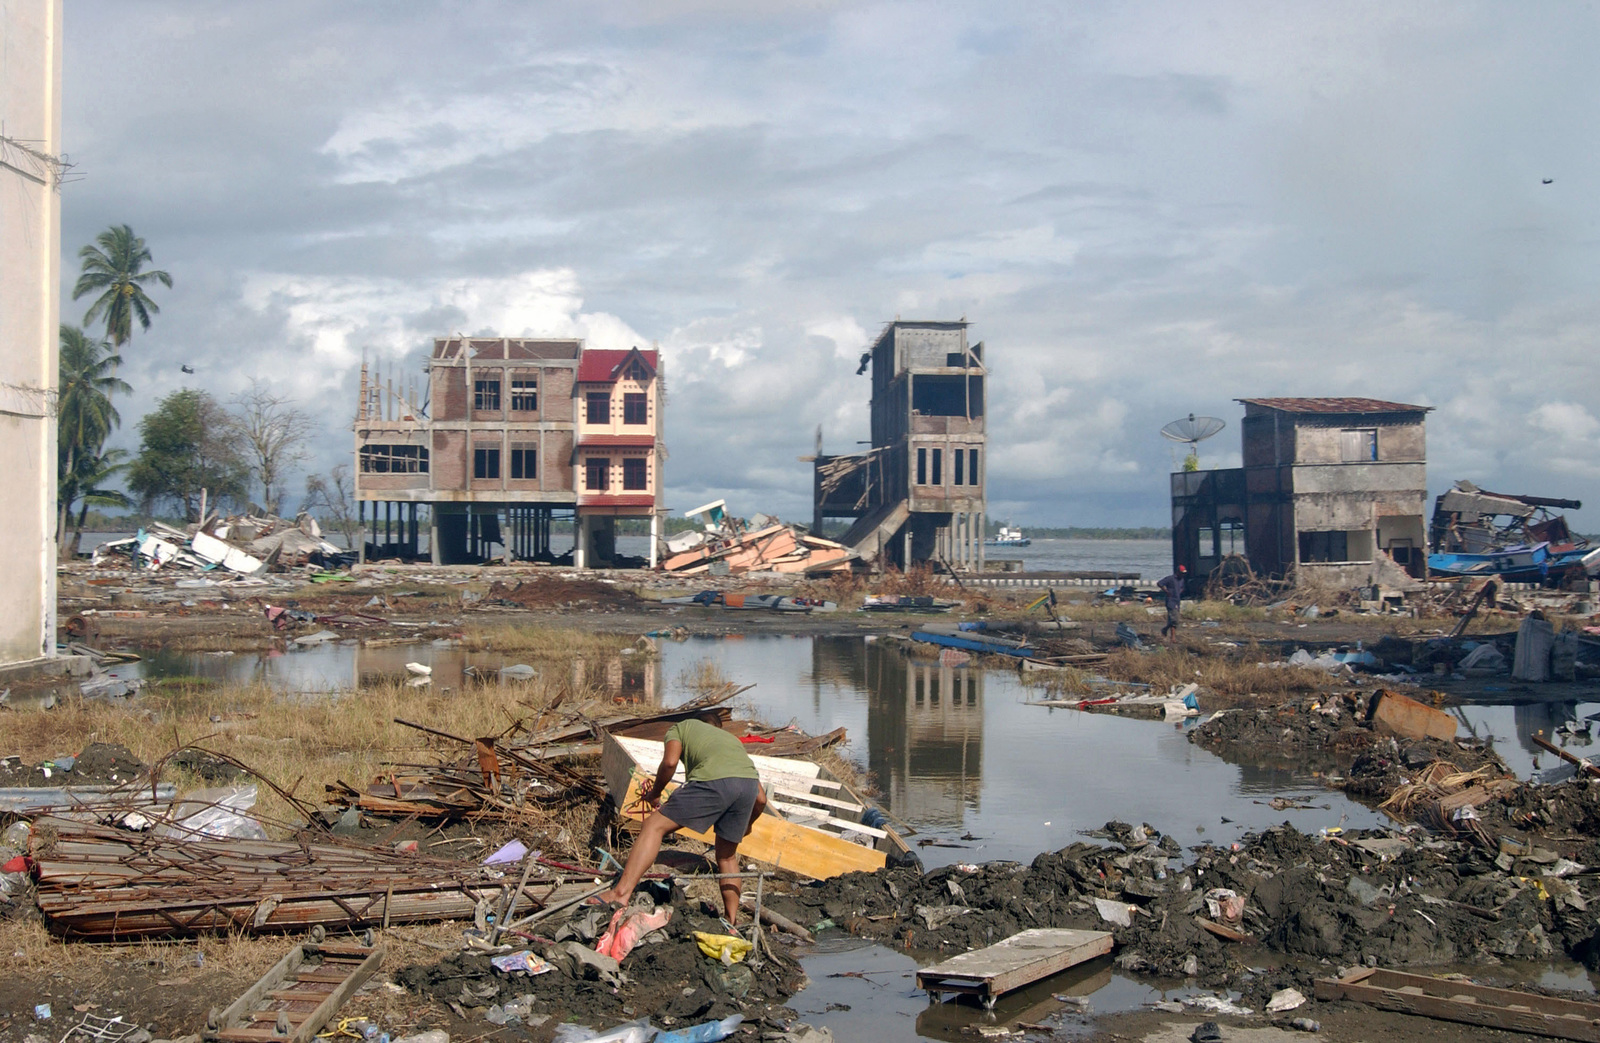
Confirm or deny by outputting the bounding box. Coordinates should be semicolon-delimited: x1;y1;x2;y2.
57;325;131;551
62;448;133;558
72;224;172;347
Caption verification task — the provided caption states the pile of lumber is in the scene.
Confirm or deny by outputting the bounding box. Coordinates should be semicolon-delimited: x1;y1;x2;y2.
30;816;534;940
660;523;854;576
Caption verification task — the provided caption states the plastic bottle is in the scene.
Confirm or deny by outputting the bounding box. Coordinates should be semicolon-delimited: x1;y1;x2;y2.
655;1014;744;1043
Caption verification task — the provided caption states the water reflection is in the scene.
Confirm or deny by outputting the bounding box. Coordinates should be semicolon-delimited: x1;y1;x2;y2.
132;632;1386;863
133;641;663;703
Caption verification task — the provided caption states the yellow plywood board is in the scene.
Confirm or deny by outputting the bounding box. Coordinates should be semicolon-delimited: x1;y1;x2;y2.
604;741;886;881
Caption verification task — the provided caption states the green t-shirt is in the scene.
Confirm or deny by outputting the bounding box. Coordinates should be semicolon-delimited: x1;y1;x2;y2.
664;719;759;783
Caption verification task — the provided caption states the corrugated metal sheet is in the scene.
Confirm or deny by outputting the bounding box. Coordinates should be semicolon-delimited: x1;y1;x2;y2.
1237;397;1432;414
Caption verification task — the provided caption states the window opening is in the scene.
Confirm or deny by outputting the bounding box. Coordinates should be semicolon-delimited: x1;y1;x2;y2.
510;379;538;411
585;458;610;491
623;392;648;425
586;392;610;425
1341;428;1378;462
916;448;927;485
931;448;943;485
359;444;429;474
623;457;648;490
473;380;501;411
510;445;537;479
473;446;501;479
953;448;965;486
968;448;979;486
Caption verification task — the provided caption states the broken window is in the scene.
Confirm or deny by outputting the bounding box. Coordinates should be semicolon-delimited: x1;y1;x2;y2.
1341;428;1378;462
953;448;965;486
473;446;501;479
911;375;972;417
1219;517;1244;555
586;391;610;425
510;379;538;411
623;457;647;490
358;444;429;474
931;448;943;485
474;379;501;412
510;445;537;479
916;448;927;485
968;448;979;486
623;392;648;425
1299;530;1351;563
585;458;610;491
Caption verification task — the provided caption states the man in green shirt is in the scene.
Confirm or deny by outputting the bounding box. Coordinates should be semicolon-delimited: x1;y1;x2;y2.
597;715;769;924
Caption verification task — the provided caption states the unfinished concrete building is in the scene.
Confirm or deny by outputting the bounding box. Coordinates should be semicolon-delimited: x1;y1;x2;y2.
813;320;986;570
353;338;663;567
1171;398;1431;589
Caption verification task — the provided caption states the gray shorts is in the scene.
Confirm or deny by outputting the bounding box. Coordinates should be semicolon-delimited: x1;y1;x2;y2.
660;777;761;843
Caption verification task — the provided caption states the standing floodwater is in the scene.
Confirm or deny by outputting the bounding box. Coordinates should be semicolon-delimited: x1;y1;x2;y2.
131;633;1382;863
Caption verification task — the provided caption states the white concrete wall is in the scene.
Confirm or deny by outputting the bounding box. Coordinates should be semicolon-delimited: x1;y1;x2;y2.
0;0;63;666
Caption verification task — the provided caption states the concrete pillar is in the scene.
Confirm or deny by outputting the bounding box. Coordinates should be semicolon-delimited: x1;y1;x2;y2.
648;512;659;569
575;513;587;569
430;511;441;565
357;501;366;564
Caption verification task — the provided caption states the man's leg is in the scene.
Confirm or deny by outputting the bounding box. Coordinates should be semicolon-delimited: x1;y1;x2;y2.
597;809;680;906
714;836;742;925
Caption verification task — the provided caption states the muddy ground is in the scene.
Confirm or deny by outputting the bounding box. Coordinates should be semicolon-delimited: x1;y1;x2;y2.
10;562;1600;1042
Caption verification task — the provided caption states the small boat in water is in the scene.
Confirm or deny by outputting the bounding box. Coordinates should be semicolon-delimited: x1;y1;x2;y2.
985;525;1030;547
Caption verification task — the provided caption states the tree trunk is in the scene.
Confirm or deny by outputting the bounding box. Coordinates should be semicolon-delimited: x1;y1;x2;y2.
70;502;90;558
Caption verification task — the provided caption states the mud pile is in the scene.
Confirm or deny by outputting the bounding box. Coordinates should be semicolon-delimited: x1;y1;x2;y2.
397;899;804;1032
483;576;642;612
0;743;147;787
766;820;1600;1011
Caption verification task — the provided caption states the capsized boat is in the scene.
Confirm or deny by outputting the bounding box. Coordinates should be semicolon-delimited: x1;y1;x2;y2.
1428;542;1549;578
601;733;917;880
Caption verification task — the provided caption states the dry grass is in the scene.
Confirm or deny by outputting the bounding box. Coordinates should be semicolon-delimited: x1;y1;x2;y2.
458;625;640;657
2;675;586;829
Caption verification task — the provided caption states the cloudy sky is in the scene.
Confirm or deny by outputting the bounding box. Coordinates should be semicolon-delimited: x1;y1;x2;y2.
60;1;1600;529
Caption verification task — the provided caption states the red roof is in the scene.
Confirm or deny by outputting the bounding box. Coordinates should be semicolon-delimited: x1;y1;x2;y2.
1238;397;1432;415
578;434;656;447
577;347;658;383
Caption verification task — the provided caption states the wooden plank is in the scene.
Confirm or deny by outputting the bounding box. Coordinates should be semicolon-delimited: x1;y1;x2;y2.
286;942;384;1043
916;929;1114;1003
1372;690;1457;742
207;944;306;1036
603;734;885;880
766;799;888;839
1315;967;1600;1042
769;785;865;814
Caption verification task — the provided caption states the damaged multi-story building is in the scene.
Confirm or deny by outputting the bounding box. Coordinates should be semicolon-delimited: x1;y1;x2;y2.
812;320;987;571
1170;397;1432;589
353;337;664;568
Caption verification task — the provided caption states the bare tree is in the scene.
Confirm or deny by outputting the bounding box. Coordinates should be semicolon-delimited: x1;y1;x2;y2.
232;379;314;515
304;464;359;550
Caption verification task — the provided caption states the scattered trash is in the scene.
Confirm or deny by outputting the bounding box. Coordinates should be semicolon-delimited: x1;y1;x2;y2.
694;932;752;965
490;951;554;976
1184;996;1254;1016
1267;987;1307;1012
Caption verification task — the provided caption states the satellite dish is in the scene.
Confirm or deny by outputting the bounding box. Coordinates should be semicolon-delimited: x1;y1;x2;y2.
1161;414;1226;470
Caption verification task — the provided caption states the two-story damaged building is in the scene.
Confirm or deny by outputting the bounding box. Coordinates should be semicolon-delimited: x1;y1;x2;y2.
353;338;664;567
1170;397;1431;590
812;320;986;570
